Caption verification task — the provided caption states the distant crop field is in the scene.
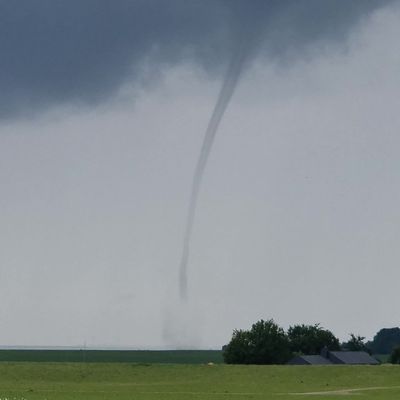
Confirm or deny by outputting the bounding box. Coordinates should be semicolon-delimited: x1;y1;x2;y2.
0;349;223;364
0;362;399;399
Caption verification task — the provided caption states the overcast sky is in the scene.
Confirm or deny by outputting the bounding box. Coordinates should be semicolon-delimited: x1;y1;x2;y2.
1;0;400;349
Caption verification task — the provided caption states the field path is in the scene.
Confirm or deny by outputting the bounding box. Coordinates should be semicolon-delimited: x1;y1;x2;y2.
288;385;400;396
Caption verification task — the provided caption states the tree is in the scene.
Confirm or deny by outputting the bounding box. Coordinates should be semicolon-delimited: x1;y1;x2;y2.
342;334;369;352
369;328;400;354
222;329;251;364
389;346;400;364
287;324;340;355
223;319;292;364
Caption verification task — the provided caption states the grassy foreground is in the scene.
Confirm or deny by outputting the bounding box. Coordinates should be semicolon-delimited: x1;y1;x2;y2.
0;362;399;399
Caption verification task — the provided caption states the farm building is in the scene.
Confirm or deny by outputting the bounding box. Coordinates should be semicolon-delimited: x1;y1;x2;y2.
287;355;332;365
288;349;379;365
327;351;379;365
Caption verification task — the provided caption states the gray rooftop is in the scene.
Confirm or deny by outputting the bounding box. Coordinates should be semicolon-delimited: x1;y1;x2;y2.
288;351;379;366
288;355;333;365
329;351;379;365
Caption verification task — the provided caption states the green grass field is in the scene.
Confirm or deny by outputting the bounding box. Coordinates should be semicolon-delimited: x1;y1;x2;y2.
0;350;223;364
0;362;399;400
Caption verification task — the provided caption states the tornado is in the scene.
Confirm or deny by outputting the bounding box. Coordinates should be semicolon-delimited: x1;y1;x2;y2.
179;40;248;300
177;0;388;300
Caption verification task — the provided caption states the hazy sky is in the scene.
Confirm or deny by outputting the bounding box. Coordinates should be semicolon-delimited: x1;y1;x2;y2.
1;0;400;348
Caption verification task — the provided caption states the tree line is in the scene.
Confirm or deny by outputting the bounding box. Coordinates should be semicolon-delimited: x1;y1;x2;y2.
222;319;400;364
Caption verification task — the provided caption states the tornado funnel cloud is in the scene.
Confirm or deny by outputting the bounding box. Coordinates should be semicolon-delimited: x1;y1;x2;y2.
176;0;391;300
179;43;247;300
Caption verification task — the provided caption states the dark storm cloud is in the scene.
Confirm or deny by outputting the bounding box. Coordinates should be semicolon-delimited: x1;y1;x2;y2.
0;0;394;118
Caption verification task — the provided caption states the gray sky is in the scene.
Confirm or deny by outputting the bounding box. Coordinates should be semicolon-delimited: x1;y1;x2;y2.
1;0;400;348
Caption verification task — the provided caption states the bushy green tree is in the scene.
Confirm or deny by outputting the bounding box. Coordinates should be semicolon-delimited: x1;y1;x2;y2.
287;324;340;355
222;329;251;364
342;334;369;352
369;328;400;354
223;319;292;364
389;346;400;364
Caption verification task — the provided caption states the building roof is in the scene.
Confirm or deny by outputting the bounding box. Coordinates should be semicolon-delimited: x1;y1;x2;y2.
288;355;332;365
288;351;379;366
328;351;379;365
